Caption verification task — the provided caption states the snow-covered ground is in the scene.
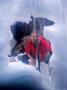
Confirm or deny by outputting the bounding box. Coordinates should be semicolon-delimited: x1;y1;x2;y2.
0;61;42;89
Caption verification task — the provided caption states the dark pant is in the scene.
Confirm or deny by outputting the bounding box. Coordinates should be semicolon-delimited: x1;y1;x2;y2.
18;54;29;64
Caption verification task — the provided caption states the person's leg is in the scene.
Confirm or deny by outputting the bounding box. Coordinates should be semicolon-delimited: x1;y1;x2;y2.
9;38;17;56
21;54;29;64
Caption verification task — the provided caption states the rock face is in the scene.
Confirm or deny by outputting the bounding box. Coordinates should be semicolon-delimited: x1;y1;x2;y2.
10;16;54;56
11;16;54;43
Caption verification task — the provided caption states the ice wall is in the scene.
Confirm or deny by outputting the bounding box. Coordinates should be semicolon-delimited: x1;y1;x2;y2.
0;0;67;90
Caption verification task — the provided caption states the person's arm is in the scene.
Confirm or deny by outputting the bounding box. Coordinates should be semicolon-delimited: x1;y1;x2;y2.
44;40;52;64
48;40;52;55
27;54;36;66
25;42;36;66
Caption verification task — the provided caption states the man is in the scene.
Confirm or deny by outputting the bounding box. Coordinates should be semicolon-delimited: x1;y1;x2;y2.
23;31;52;66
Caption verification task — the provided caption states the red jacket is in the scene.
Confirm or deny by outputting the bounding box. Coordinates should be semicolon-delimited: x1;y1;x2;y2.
25;35;52;62
39;35;52;61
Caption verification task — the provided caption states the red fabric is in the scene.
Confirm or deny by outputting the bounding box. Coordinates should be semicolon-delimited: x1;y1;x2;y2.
25;40;37;59
39;35;52;61
25;35;52;62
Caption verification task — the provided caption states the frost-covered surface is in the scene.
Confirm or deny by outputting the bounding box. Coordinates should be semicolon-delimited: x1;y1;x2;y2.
0;62;42;89
0;0;67;90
